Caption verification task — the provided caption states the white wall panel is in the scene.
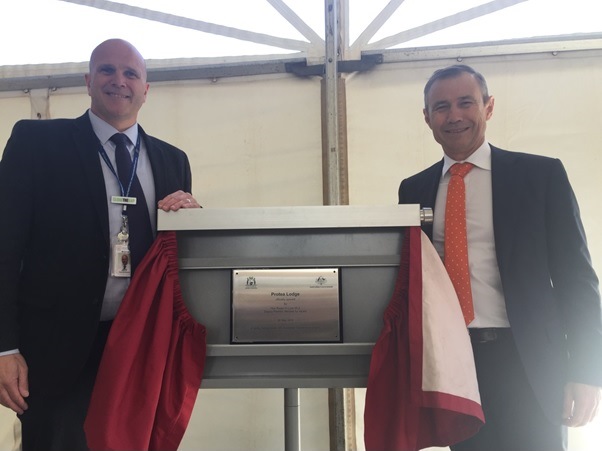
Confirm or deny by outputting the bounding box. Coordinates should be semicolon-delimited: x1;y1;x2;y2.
139;75;323;208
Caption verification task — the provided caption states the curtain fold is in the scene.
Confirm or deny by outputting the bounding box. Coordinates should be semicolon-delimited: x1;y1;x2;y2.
85;231;206;451
364;226;484;451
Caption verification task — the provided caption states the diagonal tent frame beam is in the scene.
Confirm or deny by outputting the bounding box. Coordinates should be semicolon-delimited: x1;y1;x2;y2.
59;0;315;53
365;0;528;50
267;0;324;46
59;0;529;61
350;0;405;54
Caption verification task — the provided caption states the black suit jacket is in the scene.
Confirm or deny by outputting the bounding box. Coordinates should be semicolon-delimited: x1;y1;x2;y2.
398;145;602;422
0;112;192;396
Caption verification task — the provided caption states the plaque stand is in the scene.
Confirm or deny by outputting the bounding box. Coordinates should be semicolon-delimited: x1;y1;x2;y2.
158;205;429;451
285;388;300;451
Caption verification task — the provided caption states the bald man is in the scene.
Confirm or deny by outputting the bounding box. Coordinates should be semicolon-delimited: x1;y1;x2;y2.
0;39;200;450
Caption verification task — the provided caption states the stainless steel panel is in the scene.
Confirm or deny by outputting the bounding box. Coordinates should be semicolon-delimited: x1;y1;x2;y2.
157;205;420;388
232;268;341;343
158;204;420;231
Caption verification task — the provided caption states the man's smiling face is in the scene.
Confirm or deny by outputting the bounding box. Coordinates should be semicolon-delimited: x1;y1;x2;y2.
85;39;149;131
423;72;494;161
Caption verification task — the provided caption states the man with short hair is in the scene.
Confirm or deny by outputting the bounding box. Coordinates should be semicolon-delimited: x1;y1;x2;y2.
399;64;602;450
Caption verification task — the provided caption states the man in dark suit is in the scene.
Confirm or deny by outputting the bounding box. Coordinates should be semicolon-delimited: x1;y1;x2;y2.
0;39;200;450
399;64;602;450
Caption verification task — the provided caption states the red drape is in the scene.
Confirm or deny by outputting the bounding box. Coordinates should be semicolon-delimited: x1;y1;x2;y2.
85;231;207;451
364;227;484;451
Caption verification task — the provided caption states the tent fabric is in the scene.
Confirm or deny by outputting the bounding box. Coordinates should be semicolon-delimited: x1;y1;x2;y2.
364;226;484;451
84;231;207;451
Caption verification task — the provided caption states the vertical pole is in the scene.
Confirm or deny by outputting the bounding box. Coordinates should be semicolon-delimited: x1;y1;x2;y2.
284;388;301;451
29;88;51;120
324;1;351;449
328;387;346;451
323;0;341;206
322;0;349;206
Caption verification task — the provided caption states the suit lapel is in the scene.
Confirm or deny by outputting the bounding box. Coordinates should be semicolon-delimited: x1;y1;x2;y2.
422;161;443;209
491;146;519;276
72;113;110;247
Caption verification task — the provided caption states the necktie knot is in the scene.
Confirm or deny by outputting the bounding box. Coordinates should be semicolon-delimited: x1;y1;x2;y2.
449;162;474;179
110;134;133;188
110;133;130;149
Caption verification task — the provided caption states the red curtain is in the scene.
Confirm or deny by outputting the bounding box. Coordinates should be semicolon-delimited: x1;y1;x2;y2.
364;227;484;451
85;231;206;451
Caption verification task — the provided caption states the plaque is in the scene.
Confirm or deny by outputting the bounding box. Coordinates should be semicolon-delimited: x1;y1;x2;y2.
232;268;341;343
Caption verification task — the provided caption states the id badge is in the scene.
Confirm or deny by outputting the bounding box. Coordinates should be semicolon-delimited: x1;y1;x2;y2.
111;242;131;277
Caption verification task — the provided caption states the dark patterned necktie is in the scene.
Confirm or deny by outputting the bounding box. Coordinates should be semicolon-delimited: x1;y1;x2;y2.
110;133;154;273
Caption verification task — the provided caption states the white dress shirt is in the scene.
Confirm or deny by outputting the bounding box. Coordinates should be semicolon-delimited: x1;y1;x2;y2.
89;110;156;320
432;141;510;328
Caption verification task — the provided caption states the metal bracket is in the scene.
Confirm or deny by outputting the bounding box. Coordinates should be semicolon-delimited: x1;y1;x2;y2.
285;54;383;77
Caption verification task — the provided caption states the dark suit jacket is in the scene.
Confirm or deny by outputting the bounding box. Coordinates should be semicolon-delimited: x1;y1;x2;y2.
0;112;192;396
398;145;602;423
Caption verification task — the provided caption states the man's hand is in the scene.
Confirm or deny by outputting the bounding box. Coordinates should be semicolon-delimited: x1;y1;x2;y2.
563;382;601;427
0;353;29;414
157;190;201;212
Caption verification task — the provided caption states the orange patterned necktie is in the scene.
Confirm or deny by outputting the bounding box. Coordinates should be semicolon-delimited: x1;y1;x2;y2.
444;162;475;325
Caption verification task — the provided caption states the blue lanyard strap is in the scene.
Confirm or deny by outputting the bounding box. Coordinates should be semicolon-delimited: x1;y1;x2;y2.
98;134;142;198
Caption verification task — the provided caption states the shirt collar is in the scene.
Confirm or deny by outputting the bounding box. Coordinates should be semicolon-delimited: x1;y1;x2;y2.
441;140;491;177
88;109;138;147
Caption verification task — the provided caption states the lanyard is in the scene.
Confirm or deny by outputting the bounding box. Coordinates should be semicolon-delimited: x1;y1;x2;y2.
98;134;142;198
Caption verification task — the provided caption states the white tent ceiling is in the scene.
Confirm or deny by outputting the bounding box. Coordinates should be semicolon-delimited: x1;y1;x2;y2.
1;0;601;67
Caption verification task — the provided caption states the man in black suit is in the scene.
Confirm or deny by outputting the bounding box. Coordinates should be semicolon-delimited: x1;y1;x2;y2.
0;39;200;450
399;65;602;450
